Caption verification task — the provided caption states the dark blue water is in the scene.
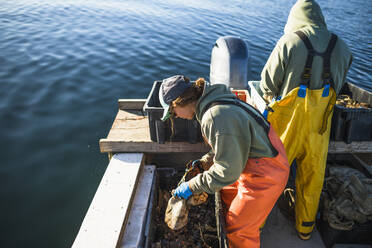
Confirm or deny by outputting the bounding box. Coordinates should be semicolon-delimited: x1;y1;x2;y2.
0;0;371;247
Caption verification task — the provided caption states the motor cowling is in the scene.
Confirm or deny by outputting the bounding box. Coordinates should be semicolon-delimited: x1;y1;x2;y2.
210;36;250;89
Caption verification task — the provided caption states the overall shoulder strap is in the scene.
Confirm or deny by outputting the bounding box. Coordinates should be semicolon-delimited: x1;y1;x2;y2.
322;34;338;82
295;31;314;86
295;31;338;90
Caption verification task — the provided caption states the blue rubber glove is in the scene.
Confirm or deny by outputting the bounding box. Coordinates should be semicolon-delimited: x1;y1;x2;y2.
174;182;193;199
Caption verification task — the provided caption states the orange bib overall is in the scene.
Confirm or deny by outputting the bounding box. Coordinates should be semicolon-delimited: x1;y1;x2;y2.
221;126;289;248
201;100;289;248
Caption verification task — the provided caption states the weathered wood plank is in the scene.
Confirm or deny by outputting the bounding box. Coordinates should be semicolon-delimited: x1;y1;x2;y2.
72;153;144;248
115;109;145;120
107;128;150;141
108;118;149;141
107;109;149;141
101;104;372;154
101;107;211;153
99;139;372;154
118;99;146;110
328;141;372;153
121;165;156;248
99;139;210;153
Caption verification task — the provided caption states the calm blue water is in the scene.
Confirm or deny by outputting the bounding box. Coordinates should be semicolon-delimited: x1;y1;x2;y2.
0;0;371;247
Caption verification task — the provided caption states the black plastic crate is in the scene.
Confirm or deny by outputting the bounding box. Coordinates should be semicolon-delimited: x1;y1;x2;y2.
330;82;372;144
143;81;203;144
317;153;372;247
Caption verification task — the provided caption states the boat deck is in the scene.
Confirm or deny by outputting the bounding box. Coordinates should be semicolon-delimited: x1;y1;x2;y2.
261;204;325;247
73;99;372;248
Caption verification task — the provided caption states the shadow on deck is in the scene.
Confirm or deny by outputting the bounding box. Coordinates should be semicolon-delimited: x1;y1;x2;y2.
261;204;325;248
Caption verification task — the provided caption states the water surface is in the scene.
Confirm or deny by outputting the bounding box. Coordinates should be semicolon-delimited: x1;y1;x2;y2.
0;0;371;247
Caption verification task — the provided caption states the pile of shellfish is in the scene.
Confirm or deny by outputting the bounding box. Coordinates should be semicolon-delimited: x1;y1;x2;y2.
336;95;370;109
152;171;218;248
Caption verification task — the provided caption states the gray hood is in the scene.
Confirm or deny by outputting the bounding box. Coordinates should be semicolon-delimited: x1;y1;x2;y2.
195;83;235;122
284;0;327;34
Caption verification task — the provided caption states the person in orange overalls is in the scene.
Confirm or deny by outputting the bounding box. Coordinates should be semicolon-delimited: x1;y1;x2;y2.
159;75;290;247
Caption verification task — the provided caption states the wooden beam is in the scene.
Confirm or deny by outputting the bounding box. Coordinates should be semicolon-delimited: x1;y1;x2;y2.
99;139;372;154
101;102;372;154
118;99;146;110
72;153;145;248
328;141;372;153
99;139;210;153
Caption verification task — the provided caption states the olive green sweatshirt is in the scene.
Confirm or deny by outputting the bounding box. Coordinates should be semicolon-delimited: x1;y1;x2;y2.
260;0;352;100
188;83;276;194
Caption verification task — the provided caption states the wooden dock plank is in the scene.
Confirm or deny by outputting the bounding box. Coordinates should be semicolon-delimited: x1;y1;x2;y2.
72;153;144;248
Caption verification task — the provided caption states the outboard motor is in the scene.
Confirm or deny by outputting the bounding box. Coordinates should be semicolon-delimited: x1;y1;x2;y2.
210;36;250;89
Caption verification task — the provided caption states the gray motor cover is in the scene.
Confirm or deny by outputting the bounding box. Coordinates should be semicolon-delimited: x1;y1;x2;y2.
210;36;250;89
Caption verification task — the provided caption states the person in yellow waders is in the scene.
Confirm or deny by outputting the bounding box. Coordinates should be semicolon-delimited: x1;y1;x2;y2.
259;0;353;240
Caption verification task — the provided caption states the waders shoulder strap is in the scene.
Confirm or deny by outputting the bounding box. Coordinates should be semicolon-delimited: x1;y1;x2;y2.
322;34;338;82
295;31;338;87
295;31;314;85
295;31;339;132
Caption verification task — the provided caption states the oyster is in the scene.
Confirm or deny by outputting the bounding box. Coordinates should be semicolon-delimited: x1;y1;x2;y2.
336;94;370;109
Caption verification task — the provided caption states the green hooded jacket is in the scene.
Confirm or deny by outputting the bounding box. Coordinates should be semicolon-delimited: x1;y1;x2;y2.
188;83;276;194
260;0;352;100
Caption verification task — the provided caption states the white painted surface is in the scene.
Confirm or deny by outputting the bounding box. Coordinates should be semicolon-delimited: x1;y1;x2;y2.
72;153;144;248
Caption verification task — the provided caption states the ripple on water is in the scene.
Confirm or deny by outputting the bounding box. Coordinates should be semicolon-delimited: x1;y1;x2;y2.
0;1;371;247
